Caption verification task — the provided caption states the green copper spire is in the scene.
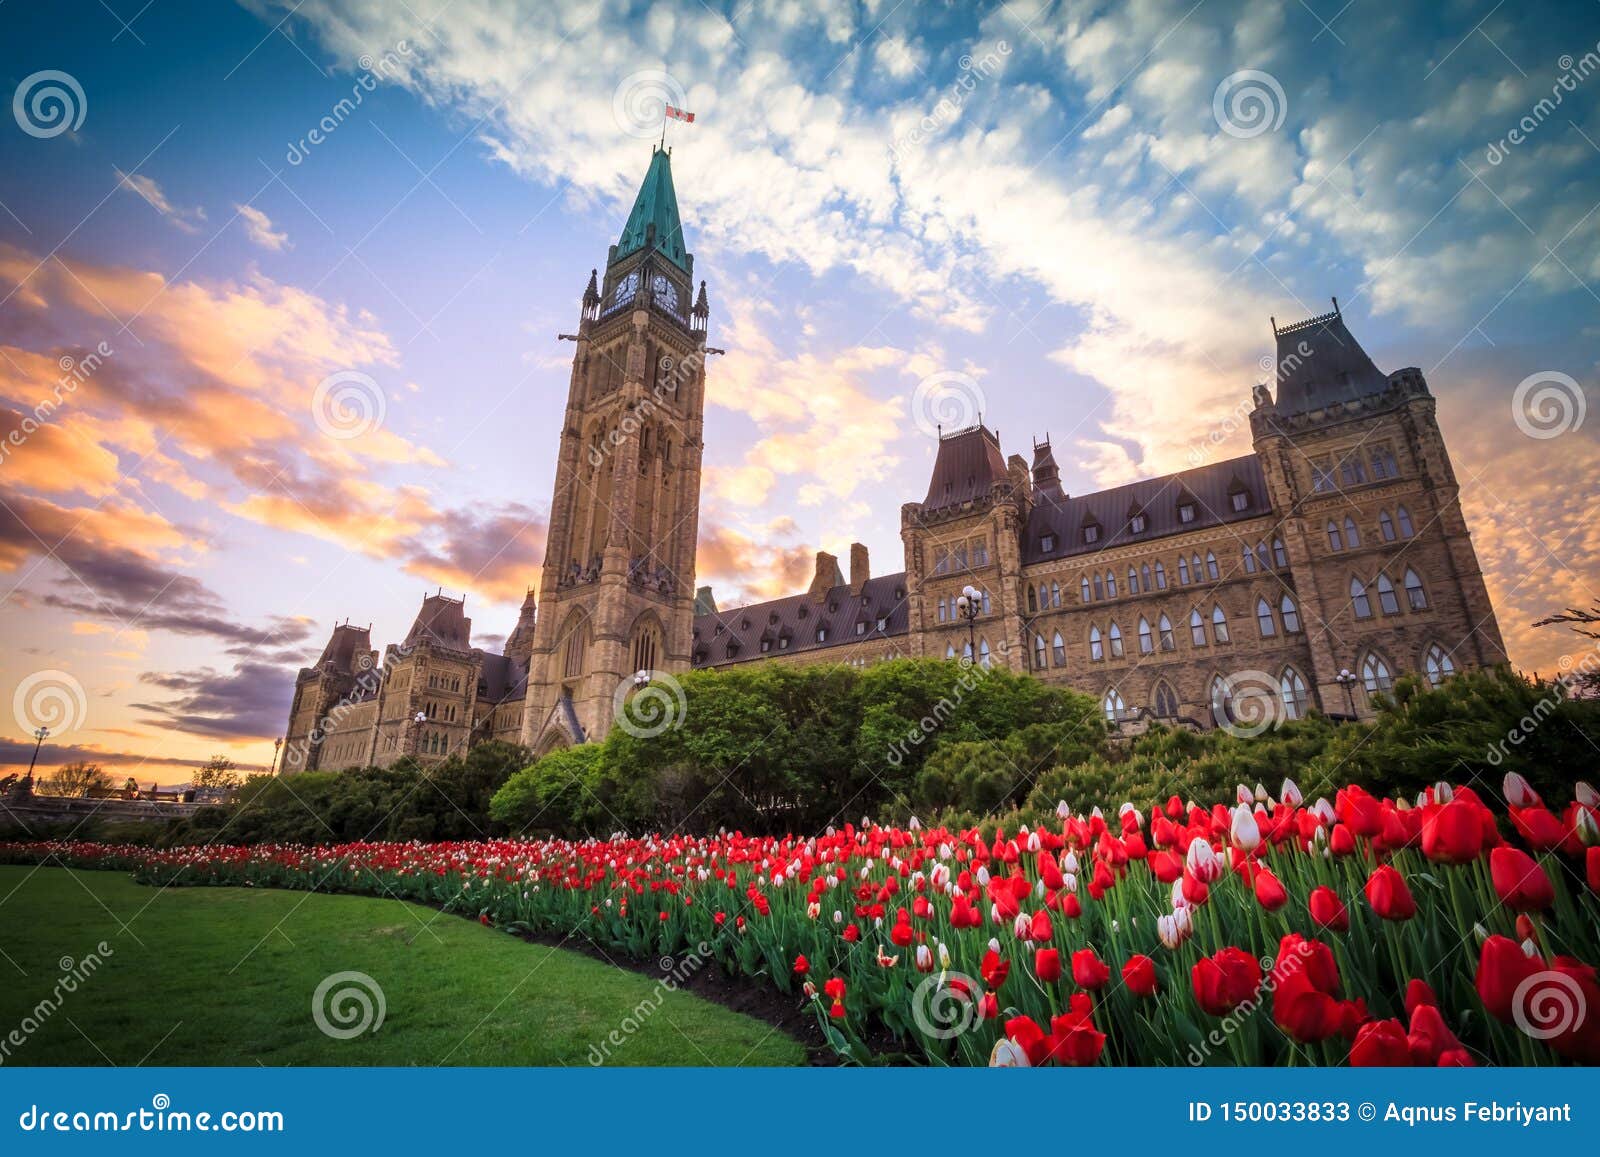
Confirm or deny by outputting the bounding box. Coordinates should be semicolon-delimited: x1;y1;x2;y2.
614;146;690;273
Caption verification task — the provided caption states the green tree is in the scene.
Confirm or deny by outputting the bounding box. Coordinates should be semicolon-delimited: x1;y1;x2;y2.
40;762;110;798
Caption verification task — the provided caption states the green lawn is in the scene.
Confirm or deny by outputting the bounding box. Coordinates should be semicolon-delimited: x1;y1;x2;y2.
0;866;803;1066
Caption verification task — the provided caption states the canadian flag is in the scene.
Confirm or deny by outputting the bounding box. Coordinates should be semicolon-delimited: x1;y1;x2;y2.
665;105;695;123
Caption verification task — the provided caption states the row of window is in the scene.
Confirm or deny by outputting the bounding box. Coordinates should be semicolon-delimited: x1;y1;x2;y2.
1327;506;1416;552
1097;645;1458;724
1075;490;1252;549
1071;595;1303;665
1065;539;1289;608
931;536;990;574
422;700;460;722
1311;442;1400;492
427;673;462;692
935;590;991;621
1350;570;1429;618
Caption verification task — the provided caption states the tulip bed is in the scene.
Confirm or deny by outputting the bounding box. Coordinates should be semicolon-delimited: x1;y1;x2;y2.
4;773;1599;1067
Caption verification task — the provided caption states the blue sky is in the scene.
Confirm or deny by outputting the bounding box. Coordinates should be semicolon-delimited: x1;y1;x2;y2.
1;0;1596;780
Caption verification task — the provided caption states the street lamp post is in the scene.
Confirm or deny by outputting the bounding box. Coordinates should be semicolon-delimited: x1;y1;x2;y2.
954;584;982;665
1334;668;1357;717
634;668;651;691
24;725;49;788
269;737;283;776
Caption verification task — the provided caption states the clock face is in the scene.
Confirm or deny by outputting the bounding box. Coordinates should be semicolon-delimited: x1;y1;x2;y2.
652;274;679;312
613;271;638;304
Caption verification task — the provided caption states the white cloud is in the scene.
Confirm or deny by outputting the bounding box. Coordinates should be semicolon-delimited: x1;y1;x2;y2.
235;204;289;251
113;168;206;234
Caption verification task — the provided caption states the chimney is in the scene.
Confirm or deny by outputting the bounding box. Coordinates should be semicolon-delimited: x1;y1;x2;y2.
809;550;844;598
849;542;870;594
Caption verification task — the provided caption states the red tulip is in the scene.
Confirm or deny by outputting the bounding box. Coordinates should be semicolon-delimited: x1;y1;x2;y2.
1329;824;1357;856
1122;953;1158;997
1511;805;1568;852
1035;947;1062;983
793;953;809;975
1253;866;1288;911
1350;1018;1412;1065
823;977;846;1000
1404;979;1437;1014
1407;1003;1470;1066
1337;785;1384;837
1029;908;1053;942
1421;797;1484;863
981;948;1010;990
1071;947;1110;990
1309;885;1350;931
1475;935;1539;1022
842;922;860;942
1490;846;1555;910
1003;1015;1050;1066
1544;958;1600;1064
1045;1000;1106;1066
1364;864;1416;920
1149;849;1183;883
1191;946;1262;1017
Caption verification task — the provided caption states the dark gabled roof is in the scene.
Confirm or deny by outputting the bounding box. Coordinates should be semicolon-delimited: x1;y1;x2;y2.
308;623;371;676
404;594;472;651
475;652;529;705
921;424;1009;511
1023;454;1270;565
615;146;690;273
1271;304;1388;414
690;573;910;668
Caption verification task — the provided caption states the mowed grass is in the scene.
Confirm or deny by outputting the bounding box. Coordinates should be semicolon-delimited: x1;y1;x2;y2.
0;866;803;1066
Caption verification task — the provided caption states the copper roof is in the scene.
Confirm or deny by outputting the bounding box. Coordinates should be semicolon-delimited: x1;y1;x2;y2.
691;572;910;668
308;623;371;675
1023;454;1270;564
921;424;1009;510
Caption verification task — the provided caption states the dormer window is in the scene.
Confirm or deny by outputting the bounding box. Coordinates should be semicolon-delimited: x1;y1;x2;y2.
855;621;866;636
1083;524;1100;544
778;635;790;649
713;623;724;636
1040;533;1056;553
817;627;828;643
1130;513;1147;534
1230;490;1249;512
1178;502;1196;523
760;639;771;653
876;618;887;631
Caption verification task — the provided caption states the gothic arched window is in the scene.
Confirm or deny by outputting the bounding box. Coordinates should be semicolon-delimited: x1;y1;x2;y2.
1102;687;1127;723
1280;594;1300;634
1327;521;1343;551
1158;614;1175;651
1108;622;1124;658
1153;681;1178;718
1211;604;1230;644
1052;631;1066;667
1089;626;1104;662
1257;597;1276;637
1350;577;1372;619
1154;561;1168;589
1361;652;1393;694
1397;506;1415;537
1138;617;1153;655
1376;573;1400;615
1404;568;1428;610
1189;609;1206;646
1379;510;1396;541
1424;644;1456;686
1280;667;1309;720
1343;516;1360;548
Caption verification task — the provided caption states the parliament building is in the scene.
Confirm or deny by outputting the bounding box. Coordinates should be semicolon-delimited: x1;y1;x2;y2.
282;148;1505;772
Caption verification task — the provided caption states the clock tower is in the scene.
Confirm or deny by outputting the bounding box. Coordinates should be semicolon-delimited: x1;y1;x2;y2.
522;146;711;751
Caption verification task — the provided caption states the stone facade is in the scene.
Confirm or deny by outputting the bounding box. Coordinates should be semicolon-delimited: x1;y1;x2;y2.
282;155;1505;774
